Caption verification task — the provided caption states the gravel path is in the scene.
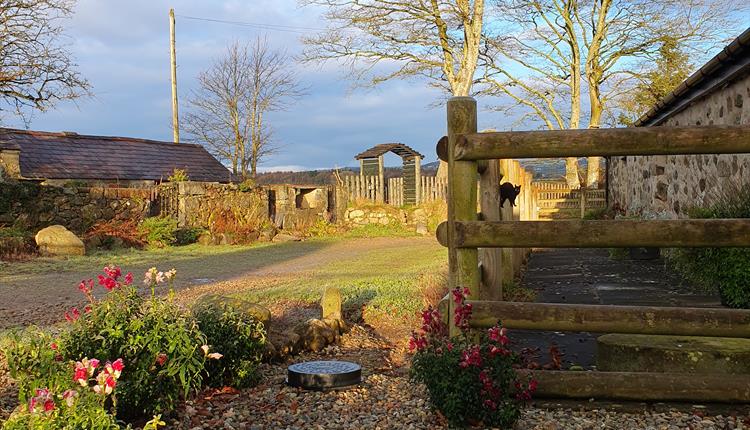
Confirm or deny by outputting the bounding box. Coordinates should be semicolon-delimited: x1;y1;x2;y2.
162;324;750;430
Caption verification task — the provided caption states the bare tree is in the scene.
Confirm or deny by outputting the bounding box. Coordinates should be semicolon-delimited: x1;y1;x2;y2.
301;0;486;177
0;0;90;123
481;0;743;187
185;38;305;179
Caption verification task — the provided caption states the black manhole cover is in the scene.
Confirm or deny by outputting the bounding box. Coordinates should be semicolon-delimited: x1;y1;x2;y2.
287;360;362;390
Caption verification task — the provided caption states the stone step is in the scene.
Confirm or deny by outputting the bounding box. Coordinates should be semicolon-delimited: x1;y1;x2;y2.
597;334;750;375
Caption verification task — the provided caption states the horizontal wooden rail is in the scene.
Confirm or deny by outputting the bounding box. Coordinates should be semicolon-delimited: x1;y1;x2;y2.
522;370;750;402
436;219;750;248
467;300;750;337
434;125;750;161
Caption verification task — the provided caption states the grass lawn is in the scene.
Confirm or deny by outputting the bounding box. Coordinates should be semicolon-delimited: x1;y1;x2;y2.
232;239;447;320
0;236;447;330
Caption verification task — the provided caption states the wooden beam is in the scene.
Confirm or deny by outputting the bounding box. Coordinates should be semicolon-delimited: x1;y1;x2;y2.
523;370;750;402
436;219;750;248
479;159;503;301
455;125;750;160
467;300;750;337
446;97;479;336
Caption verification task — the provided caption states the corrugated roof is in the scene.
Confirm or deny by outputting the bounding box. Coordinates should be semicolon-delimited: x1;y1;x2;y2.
0;128;232;182
354;143;424;160
635;27;750;127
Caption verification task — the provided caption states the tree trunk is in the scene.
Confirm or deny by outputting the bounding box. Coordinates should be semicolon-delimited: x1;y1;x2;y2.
587;90;604;188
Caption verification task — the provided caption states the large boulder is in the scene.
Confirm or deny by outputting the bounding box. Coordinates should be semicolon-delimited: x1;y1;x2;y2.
293;318;338;352
35;225;85;256
193;294;271;326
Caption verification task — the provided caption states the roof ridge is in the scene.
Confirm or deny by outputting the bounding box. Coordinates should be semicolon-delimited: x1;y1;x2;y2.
0;127;205;149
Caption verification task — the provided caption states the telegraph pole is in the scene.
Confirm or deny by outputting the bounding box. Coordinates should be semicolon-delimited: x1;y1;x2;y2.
169;8;179;144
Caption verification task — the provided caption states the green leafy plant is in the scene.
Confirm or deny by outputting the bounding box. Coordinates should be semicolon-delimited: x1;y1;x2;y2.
173;227;205;246
237;178;256;192
410;287;535;428
138;217;178;247
672;183;750;308
1;329;69;406
59;266;207;420
167;168;189;182
193;300;266;388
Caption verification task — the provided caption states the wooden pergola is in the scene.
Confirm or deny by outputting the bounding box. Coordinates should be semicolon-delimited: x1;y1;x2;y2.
355;143;424;205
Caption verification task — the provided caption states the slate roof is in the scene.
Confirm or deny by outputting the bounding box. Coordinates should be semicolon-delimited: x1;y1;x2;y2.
636;27;750;126
354;143;424;160
0;128;232;182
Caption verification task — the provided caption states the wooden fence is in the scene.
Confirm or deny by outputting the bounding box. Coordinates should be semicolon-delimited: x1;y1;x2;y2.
532;181;606;219
436;96;750;402
341;174;447;206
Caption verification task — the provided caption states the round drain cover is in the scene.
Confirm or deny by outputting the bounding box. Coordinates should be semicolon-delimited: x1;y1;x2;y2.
287;360;362;390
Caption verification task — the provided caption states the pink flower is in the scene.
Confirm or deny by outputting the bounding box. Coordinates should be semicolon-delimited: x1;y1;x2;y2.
61;389;78;407
483;399;497;410
165;268;177;281
73;366;88;386
111;358;124;378
207;352;223;360
103;265;121;280
459;346;482;368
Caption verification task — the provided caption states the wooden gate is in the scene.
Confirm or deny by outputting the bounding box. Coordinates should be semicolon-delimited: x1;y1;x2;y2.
436;96;750;402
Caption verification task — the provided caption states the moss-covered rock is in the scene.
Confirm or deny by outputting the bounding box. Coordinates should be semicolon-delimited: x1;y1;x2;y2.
597;333;750;374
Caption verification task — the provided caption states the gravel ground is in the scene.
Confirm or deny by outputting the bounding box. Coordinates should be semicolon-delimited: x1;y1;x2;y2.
162;325;750;430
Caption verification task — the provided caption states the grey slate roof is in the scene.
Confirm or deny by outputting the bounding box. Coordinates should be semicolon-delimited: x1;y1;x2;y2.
0;128;232;182
354;143;424;160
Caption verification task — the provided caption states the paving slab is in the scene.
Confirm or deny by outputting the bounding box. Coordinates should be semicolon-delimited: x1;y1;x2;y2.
510;248;723;370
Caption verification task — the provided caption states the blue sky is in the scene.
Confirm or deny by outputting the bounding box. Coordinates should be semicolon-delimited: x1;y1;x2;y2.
5;2;748;171
6;0;497;171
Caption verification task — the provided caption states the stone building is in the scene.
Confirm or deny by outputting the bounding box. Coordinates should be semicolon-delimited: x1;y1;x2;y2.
608;28;750;218
0;128;232;186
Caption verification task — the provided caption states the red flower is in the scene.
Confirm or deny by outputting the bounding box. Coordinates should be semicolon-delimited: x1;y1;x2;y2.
43;399;55;412
459;346;482;368
103;265;121;280
84;305;92;313
50;342;58;350
64;307;81;322
155;353;168;366
124;272;133;285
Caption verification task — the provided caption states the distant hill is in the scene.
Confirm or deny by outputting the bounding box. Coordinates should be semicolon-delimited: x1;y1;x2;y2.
256;161;440;185
255;158;587;185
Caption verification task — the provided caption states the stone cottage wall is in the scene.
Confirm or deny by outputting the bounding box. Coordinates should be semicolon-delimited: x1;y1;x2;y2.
0;182;152;234
609;73;750;218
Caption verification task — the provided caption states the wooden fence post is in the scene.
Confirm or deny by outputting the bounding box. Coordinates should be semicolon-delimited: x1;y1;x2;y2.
479;159;503;301
447;97;479;336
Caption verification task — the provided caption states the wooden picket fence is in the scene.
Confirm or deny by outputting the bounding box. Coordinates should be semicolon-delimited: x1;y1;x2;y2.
341;174;448;206
342;175;383;202
436;96;750;402
532;181;606;219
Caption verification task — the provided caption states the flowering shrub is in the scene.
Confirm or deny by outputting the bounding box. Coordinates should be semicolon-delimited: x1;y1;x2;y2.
193;300;266;389
59;265;207;420
410;287;536;428
2;355;124;429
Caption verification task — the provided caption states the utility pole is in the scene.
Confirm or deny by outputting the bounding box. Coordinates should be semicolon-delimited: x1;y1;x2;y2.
169;8;179;144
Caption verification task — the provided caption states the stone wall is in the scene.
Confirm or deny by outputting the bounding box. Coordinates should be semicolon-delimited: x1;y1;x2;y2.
343;202;443;235
609;73;750;218
0;181;153;234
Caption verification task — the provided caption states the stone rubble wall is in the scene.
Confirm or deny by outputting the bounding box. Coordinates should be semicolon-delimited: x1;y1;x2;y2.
609;73;750;218
0;181;152;234
343;202;443;235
